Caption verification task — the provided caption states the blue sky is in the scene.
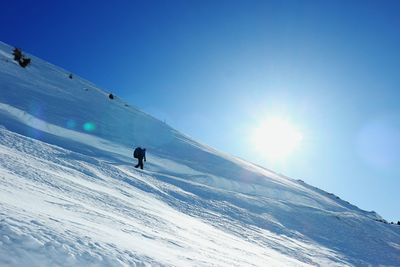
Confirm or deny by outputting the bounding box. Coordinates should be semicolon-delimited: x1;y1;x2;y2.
2;0;400;221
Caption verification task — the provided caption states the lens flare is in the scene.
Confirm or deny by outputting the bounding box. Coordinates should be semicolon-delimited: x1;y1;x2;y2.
66;119;77;129
83;122;96;132
357;116;400;170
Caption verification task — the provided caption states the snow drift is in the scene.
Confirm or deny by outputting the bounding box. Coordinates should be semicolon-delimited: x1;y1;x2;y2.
0;41;399;266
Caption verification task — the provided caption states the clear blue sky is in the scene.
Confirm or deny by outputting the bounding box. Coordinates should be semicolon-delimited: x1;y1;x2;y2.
2;0;400;222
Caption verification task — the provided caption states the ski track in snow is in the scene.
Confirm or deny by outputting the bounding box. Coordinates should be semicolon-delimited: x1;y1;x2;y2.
1;41;400;266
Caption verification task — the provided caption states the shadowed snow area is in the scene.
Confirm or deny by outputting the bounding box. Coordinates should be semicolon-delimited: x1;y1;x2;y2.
0;41;399;266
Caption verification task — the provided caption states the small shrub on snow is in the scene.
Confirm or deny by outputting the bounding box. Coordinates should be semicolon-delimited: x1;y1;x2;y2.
12;48;22;61
12;47;31;68
19;57;31;68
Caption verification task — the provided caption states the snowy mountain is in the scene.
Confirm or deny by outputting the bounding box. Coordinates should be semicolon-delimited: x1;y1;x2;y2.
0;41;399;266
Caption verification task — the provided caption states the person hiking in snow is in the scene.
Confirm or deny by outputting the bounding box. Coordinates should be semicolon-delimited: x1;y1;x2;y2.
133;147;146;170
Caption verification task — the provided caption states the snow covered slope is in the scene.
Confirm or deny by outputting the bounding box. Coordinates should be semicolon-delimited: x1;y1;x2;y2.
0;41;399;266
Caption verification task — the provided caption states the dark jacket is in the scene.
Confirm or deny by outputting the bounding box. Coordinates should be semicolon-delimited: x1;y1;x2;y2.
134;147;146;160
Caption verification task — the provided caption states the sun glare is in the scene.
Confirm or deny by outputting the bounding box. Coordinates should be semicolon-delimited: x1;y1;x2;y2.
251;117;303;161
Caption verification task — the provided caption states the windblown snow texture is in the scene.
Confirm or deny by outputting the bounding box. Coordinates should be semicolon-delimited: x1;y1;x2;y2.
0;41;399;266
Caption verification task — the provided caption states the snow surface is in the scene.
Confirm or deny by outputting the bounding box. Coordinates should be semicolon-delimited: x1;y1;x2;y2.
0;41;399;266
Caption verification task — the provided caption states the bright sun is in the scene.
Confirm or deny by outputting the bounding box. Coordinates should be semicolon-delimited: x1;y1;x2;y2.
250;117;303;161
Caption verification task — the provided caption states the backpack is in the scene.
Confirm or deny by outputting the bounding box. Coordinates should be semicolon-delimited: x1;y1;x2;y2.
133;147;141;158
